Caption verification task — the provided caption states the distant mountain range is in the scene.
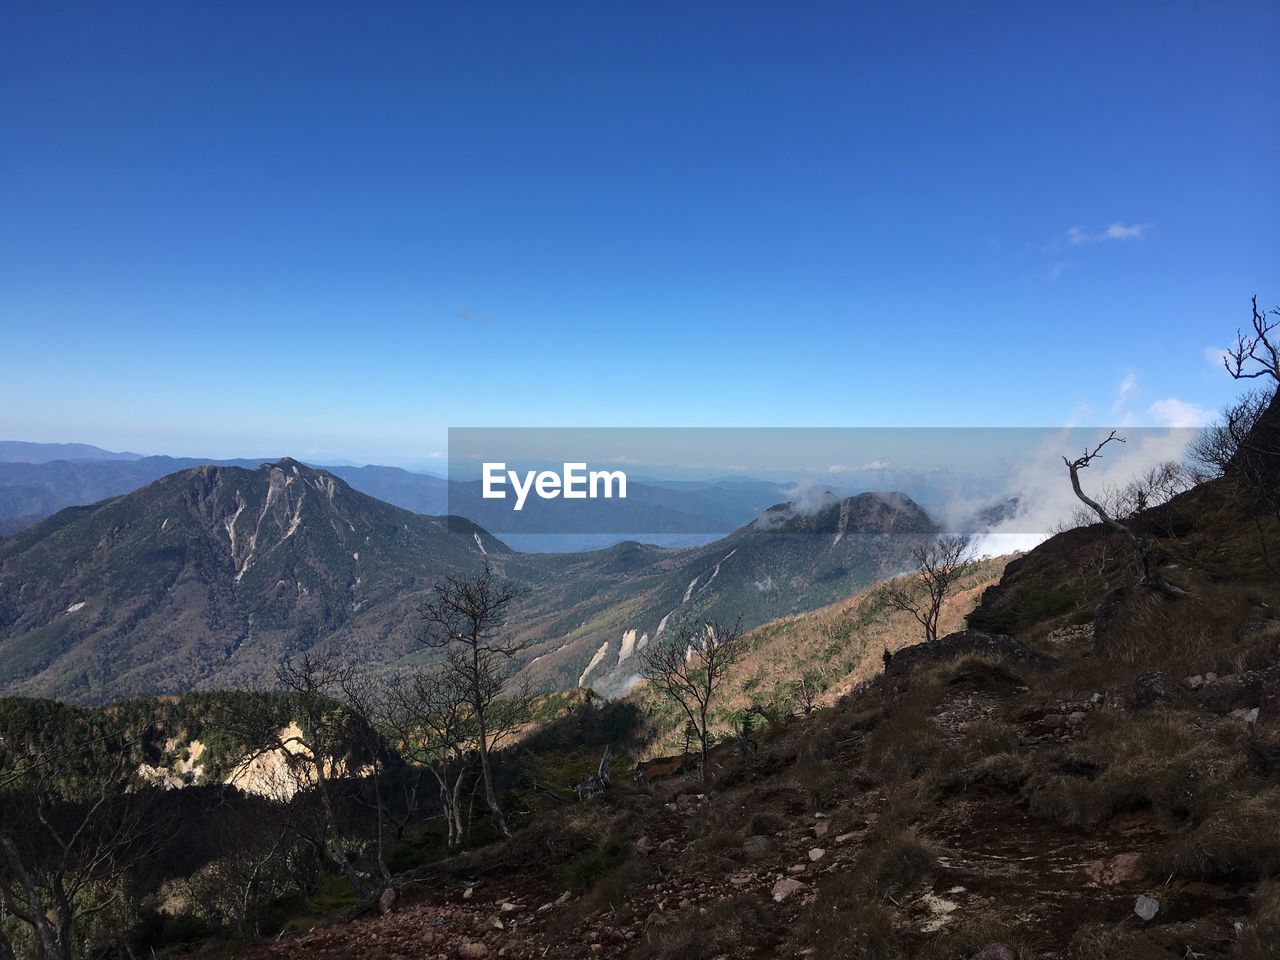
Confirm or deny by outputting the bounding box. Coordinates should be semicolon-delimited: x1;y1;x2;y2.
0;442;811;549
0;459;937;703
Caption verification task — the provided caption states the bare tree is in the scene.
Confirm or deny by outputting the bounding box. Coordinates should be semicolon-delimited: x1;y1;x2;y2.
1055;460;1190;534
335;670;395;892
180;799;299;938
1224;296;1280;383
1222;298;1280;488
1189;387;1275;480
882;535;977;643
791;667;831;716
639;619;747;779
0;750;166;960
384;668;474;847
1062;432;1188;596
417;561;529;838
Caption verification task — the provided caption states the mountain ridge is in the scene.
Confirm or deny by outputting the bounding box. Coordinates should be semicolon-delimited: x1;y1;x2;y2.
0;462;942;704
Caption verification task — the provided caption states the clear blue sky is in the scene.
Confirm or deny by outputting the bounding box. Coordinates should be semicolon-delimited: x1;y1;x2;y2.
1;1;1276;467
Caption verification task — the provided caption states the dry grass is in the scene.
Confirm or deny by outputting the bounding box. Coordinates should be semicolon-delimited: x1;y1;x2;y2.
1065;923;1171;960
786;898;907;960
1236;880;1280;960
629;893;771;960
783;826;944;959
934;721;1032;794
1096;583;1280;676
916;917;1043;960
1025;712;1243;828
1155;787;1280;881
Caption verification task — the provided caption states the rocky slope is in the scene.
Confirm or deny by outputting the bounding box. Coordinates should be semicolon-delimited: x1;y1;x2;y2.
234;469;1280;959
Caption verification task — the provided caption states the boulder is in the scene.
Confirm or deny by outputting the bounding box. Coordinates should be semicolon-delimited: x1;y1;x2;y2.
377;886;397;915
1131;672;1176;708
771;877;806;902
1081;852;1145;886
1134;895;1160;922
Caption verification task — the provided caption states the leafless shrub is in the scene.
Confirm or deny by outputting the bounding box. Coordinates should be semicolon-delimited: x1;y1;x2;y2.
640;619;747;779
881;535;977;643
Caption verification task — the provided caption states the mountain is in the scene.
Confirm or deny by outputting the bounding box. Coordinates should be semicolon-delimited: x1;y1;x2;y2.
0;457;450;538
0;441;145;462
0;459;503;702
0;461;938;703
502;490;939;696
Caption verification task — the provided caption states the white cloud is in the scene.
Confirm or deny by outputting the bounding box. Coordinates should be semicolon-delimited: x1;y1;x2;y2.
1047;260;1074;281
1204;346;1233;374
1147;397;1213;428
1065;222;1152;245
1104;222;1150;240
828;460;889;474
1111;373;1139;415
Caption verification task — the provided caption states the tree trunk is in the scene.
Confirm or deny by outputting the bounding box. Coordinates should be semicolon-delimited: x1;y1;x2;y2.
475;711;510;837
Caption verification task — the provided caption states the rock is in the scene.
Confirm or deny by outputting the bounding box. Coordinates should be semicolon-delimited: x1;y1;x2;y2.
1082;852;1146;886
742;835;772;861
808;848;826;862
590;945;604;957
1132;672;1176;708
1067;711;1087;725
835;831;862;845
458;944;489;959
787;863;807;875
813;820;829;839
1230;707;1261;725
678;898;692;909
463;887;474;900
971;945;1016;960
378;886;397;914
1134;895;1160;922
554;891;571;905
658;839;679;853
490;917;505;930
1090;692;1104;704
771;877;806;902
500;902;520;913
634;836;652;856
1184;675;1205;691
880;629;1056;682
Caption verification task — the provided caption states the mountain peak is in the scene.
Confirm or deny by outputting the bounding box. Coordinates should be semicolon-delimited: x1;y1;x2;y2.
751;491;936;537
